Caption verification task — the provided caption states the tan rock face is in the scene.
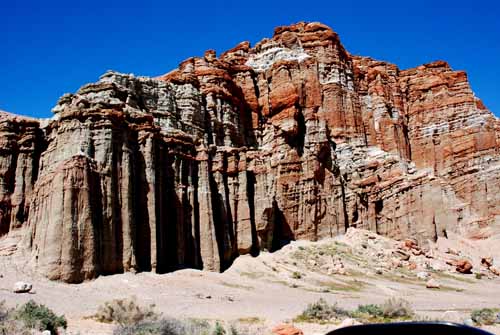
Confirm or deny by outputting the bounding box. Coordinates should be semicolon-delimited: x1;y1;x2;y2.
0;113;44;236
1;22;499;282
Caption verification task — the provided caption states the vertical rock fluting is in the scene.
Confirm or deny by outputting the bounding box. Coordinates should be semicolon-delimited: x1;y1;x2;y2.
0;113;44;237
1;22;499;282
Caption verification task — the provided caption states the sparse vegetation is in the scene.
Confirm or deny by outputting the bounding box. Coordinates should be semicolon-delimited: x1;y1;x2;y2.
94;297;159;326
240;271;264;280
0;301;29;335
0;319;31;335
431;270;475;284
0;300;67;335
93;299;265;335
317;279;367;292
219;281;254;291
294;298;349;323
349;299;413;323
471;308;500;325
14;300;67;334
113;317;212;335
295;297;416;324
380;298;414;319
113;318;265;335
353;304;383;318
213;321;226;335
236;317;263;324
291;271;303;279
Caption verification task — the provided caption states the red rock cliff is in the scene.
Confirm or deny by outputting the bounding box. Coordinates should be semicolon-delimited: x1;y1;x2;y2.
1;22;499;282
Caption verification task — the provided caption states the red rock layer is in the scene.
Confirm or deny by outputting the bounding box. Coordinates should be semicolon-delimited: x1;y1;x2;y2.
0;22;498;282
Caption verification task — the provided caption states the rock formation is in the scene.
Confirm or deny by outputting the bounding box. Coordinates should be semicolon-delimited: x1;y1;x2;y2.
0;22;499;282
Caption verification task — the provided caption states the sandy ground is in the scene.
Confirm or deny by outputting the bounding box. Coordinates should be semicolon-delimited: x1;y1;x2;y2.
1;229;500;335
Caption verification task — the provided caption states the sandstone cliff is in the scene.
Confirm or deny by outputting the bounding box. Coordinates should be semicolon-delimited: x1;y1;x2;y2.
1;22;499;282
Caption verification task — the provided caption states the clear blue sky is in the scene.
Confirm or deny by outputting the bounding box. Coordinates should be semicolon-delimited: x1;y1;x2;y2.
1;0;499;118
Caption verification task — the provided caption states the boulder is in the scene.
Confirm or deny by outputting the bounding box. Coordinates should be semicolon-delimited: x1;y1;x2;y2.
411;249;423;256
489;266;500;276
417;272;430;280
13;281;32;293
392;250;411;261
446;248;460;256
272;324;304;335
456;260;473;274
426;279;440;289
404;239;418;249
391;259;403;268
481;257;494;268
464;319;475;327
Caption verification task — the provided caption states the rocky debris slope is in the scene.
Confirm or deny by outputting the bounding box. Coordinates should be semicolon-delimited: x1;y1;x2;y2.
0;22;499;282
227;227;500;296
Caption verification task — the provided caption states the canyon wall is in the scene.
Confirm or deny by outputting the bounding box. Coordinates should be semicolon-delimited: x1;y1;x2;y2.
1;22;499;282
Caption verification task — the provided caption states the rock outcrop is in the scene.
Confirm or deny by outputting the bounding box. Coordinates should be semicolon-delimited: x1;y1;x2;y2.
1;22;499;282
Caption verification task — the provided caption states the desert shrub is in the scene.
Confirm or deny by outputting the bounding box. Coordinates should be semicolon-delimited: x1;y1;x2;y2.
354;304;383;318
186;319;212;334
295;298;349;322
229;319;272;335
113;318;273;335
0;300;30;335
95;297;159;326
229;325;239;335
115;318;193;335
381;298;414;319
213;321;226;335
114;320;161;335
14;300;67;334
471;308;500;325
0;319;32;335
291;272;302;279
114;318;253;335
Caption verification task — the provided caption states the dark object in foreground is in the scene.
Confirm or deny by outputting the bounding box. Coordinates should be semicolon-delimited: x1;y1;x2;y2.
326;322;494;335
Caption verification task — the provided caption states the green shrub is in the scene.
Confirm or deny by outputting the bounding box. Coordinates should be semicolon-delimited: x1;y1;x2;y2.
95;297;159;326
213;321;226;335
471;308;499;325
295;298;349;322
354;304;383;317
14;300;67;334
291;272;302;279
381;298;414;319
475;273;483;280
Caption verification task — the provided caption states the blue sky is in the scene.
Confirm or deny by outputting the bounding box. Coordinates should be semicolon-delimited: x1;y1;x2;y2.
1;0;499;118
